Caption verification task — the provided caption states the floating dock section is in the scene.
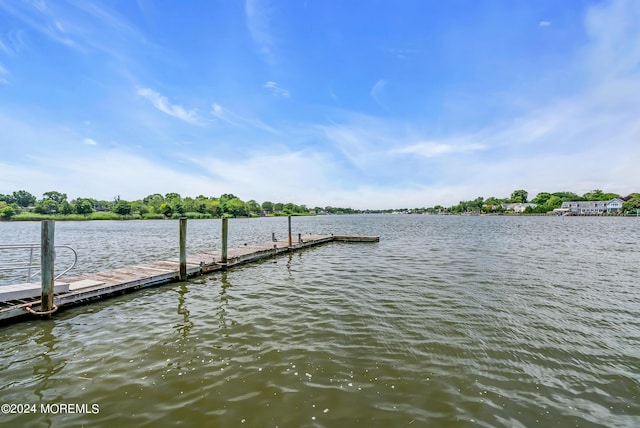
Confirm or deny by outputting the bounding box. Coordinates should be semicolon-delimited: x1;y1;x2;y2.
0;229;379;325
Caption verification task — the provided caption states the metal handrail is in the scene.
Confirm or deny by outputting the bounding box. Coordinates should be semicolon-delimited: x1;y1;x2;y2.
0;243;77;282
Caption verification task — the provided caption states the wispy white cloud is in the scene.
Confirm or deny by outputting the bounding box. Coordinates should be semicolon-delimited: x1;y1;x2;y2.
0;30;29;55
316;119;392;170
211;103;280;133
0;64;7;84
0;0;157;73
370;79;388;108
246;0;277;65
0;0;81;50
0;40;9;55
211;103;239;126
539;21;551;27
137;88;200;124
83;137;98;146
263;81;290;97
395;141;486;158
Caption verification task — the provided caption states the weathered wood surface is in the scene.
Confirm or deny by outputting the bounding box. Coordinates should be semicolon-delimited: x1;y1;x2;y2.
0;233;377;324
40;220;55;315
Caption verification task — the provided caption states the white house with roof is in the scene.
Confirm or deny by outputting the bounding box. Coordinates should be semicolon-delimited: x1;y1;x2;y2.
500;203;537;213
606;198;624;212
557;198;624;215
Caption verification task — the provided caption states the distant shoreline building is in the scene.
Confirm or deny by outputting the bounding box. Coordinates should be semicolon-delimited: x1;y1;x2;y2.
555;198;624;215
500;203;537;213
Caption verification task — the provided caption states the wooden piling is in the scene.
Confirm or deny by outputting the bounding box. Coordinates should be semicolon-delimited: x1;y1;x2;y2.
288;216;292;248
40;220;55;316
179;217;187;280
221;217;228;264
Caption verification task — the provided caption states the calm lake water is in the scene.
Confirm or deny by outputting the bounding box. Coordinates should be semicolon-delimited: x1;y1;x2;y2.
0;215;639;427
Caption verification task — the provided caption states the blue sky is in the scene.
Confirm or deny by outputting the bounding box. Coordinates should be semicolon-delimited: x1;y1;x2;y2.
1;0;639;209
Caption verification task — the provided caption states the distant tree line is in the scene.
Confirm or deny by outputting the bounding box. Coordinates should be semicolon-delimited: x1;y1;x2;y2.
1;188;638;220
0;190;360;220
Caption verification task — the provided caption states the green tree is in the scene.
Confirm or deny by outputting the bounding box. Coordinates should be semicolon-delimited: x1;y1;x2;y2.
583;189;605;201
172;200;185;216
220;193;237;201
602;192;621;200
34;199;58;214
450;197;484;213
283;202;297;214
552;191;584;201
261;201;274;214
246;200;261;215
0;194;15;204
225;197;247;217
206;199;222;217
0;203;17;219
72;198;94;215
183;197;198;213
510;189;528;203
42;191;68;204
143;194;164;213
160;202;173;217
485;196;507;205
622;194;640;213
544;195;563;210
12;190;36;207
113;200;132;215
532;192;552;205
34;191;68;214
59;200;73;215
582;189;620;201
131;200;149;215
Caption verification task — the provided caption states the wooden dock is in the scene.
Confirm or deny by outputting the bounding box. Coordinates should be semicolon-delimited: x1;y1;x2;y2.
0;233;379;325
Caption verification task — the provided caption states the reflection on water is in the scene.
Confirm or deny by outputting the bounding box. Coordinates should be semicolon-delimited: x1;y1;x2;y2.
217;272;232;331
0;215;639;427
174;283;193;338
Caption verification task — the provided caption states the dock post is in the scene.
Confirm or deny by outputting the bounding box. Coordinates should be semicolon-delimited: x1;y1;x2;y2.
179;217;187;280
298;233;302;244
221;217;228;264
41;220;55;317
288;215;292;248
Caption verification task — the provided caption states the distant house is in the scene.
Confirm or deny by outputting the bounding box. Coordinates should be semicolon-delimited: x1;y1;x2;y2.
501;203;537;213
606;198;624;212
558;198;624;215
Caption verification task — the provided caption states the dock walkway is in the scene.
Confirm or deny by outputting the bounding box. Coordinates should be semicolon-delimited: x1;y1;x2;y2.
0;234;378;324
